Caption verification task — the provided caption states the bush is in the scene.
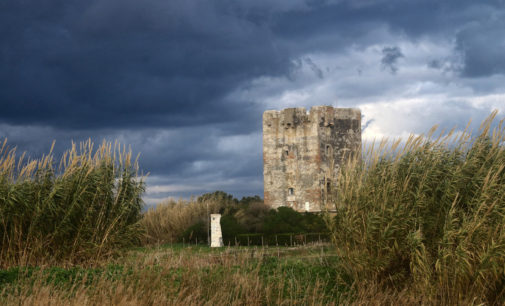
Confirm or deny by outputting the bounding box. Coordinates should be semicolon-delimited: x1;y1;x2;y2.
233;201;270;233
220;215;246;239
181;221;207;244
329;111;505;304
263;207;327;235
0;140;145;267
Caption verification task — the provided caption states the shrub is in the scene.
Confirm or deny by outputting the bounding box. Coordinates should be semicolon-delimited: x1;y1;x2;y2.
329;111;505;304
262;207;326;235
233;201;270;233
0;140;145;267
181;221;207;244
220;215;246;239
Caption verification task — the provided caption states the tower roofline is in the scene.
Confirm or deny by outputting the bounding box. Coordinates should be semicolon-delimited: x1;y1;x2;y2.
264;106;360;116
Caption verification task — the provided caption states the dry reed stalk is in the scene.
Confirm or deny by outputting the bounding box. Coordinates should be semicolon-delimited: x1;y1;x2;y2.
329;110;505;304
0;139;145;267
141;198;223;245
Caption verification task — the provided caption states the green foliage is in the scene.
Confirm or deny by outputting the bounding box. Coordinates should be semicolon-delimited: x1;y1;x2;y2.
263;207;327;235
238;195;262;206
233;201;270;233
0;245;344;304
197;191;238;215
0;140;145;267
0;264;130;291
263;207;303;234
329;111;505;304
258;256;342;298
220;215;246;239
301;211;327;232
181;221;207;243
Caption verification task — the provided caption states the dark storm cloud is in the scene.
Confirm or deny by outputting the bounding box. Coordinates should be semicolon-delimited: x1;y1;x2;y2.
381;46;404;74
1;0;504;130
304;57;324;79
456;17;505;77
0;123;263;195
0;0;291;130
269;0;505;76
1;0;505;201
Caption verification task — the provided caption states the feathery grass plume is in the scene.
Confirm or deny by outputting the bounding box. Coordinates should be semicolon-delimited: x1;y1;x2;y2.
141;198;213;245
0;139;145;267
329;110;505;304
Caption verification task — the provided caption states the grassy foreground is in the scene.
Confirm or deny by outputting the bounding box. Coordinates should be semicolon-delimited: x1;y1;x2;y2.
0;244;347;305
2;111;505;304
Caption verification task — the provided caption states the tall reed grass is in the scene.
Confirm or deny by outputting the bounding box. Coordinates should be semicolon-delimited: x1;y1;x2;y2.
141;198;224;245
329;111;505;303
0;139;145;267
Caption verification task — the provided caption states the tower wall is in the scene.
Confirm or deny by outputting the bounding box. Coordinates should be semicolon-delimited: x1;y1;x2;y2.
263;106;361;212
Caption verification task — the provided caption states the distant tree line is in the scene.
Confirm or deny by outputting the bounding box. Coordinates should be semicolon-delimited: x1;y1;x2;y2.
142;191;328;245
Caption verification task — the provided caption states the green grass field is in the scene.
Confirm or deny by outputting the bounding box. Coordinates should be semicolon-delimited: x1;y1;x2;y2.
0;243;347;305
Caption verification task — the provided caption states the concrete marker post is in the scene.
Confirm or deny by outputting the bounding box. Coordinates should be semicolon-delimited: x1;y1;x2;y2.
210;214;223;248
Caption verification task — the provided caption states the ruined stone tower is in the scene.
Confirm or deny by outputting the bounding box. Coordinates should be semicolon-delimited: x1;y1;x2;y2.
263;106;361;212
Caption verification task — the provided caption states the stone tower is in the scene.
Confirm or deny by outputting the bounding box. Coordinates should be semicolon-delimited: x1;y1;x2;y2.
263;106;361;212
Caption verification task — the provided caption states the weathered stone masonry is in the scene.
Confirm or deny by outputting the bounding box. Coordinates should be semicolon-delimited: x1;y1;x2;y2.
263;106;361;212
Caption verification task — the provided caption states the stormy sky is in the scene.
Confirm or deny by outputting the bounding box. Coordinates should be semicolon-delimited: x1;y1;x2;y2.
1;0;504;205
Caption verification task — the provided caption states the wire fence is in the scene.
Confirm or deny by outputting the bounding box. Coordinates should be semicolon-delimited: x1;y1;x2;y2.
181;233;331;247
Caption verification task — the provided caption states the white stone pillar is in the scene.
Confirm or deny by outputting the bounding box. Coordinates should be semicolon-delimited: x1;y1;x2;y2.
210;214;223;247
